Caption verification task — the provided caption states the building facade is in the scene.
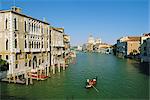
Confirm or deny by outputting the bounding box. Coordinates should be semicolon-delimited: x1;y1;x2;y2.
140;33;150;63
50;27;65;74
116;36;140;58
0;7;71;84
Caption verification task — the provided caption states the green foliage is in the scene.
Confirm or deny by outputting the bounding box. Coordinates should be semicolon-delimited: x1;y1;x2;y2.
0;59;9;71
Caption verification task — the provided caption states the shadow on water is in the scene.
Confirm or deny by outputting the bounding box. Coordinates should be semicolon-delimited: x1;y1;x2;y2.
132;61;150;76
0;83;28;100
0;95;27;100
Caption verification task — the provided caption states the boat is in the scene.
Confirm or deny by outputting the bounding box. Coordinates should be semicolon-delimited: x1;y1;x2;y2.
31;72;48;80
85;77;97;88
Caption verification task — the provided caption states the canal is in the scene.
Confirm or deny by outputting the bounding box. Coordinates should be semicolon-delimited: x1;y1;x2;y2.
0;52;149;99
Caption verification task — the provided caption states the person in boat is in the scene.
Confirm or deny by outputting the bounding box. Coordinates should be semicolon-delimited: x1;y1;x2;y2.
86;78;96;85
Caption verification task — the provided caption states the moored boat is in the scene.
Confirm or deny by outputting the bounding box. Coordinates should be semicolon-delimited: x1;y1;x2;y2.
31;72;48;80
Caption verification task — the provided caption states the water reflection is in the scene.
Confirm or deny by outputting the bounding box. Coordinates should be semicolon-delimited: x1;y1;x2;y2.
126;59;150;75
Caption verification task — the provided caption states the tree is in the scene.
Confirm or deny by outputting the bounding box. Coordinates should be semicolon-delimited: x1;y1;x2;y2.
0;59;9;71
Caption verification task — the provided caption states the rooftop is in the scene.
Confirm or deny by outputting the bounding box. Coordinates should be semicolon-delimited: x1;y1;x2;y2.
0;7;49;25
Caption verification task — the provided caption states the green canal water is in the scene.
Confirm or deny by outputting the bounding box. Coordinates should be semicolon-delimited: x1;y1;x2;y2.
0;52;149;100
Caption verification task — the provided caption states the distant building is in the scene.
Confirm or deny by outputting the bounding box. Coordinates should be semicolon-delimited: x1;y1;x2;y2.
86;35;94;52
77;45;82;51
116;36;141;58
94;43;112;53
87;35;95;44
85;35;111;53
95;38;101;44
82;44;87;51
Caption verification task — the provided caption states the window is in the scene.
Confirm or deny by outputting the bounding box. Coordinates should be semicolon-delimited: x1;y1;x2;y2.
14;18;17;30
6;18;8;29
32;41;33;48
144;52;147;56
39;42;40;48
25;40;27;48
6;55;8;60
15;39;17;48
47;29;48;34
37;42;38;48
15;64;18;69
29;41;31;48
144;47;146;51
29;22;30;31
29;60;31;67
16;54;17;60
34;42;36;48
32;23;33;32
25;21;27;32
42;42;43;48
25;62;27;66
25;53;27;59
41;27;43;33
6;39;8;50
39;59;41;65
34;24;35;32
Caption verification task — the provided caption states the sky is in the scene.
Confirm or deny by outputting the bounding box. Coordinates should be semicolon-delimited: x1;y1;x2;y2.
0;0;149;46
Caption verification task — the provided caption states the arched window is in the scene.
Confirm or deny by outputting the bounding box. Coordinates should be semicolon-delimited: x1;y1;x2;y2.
25;21;27;32
32;23;33;32
34;42;36;48
32;41;33;48
39;59;41;65
14;18;17;30
29;22;30;31
34;24;35;32
15;39;17;48
25;40;27;48
39;42;40;48
29;41;31;48
41;27;43;33
15;64;18;69
6;39;8;50
42;41;43;48
29;60;31;67
37;42;38;48
25;53;27;59
6;18;8;29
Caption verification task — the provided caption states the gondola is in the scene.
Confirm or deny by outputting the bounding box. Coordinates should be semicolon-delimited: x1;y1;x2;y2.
85;77;97;89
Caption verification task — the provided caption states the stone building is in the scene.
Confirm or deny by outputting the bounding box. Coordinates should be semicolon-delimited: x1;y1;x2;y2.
50;27;65;74
0;6;71;84
140;33;150;63
63;34;71;64
116;36;140;58
0;6;51;79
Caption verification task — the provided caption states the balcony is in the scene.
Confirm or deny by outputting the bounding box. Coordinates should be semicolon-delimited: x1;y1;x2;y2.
24;48;29;52
13;48;20;53
29;48;41;52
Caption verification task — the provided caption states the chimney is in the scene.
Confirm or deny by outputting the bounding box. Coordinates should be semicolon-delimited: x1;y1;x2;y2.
11;6;22;13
